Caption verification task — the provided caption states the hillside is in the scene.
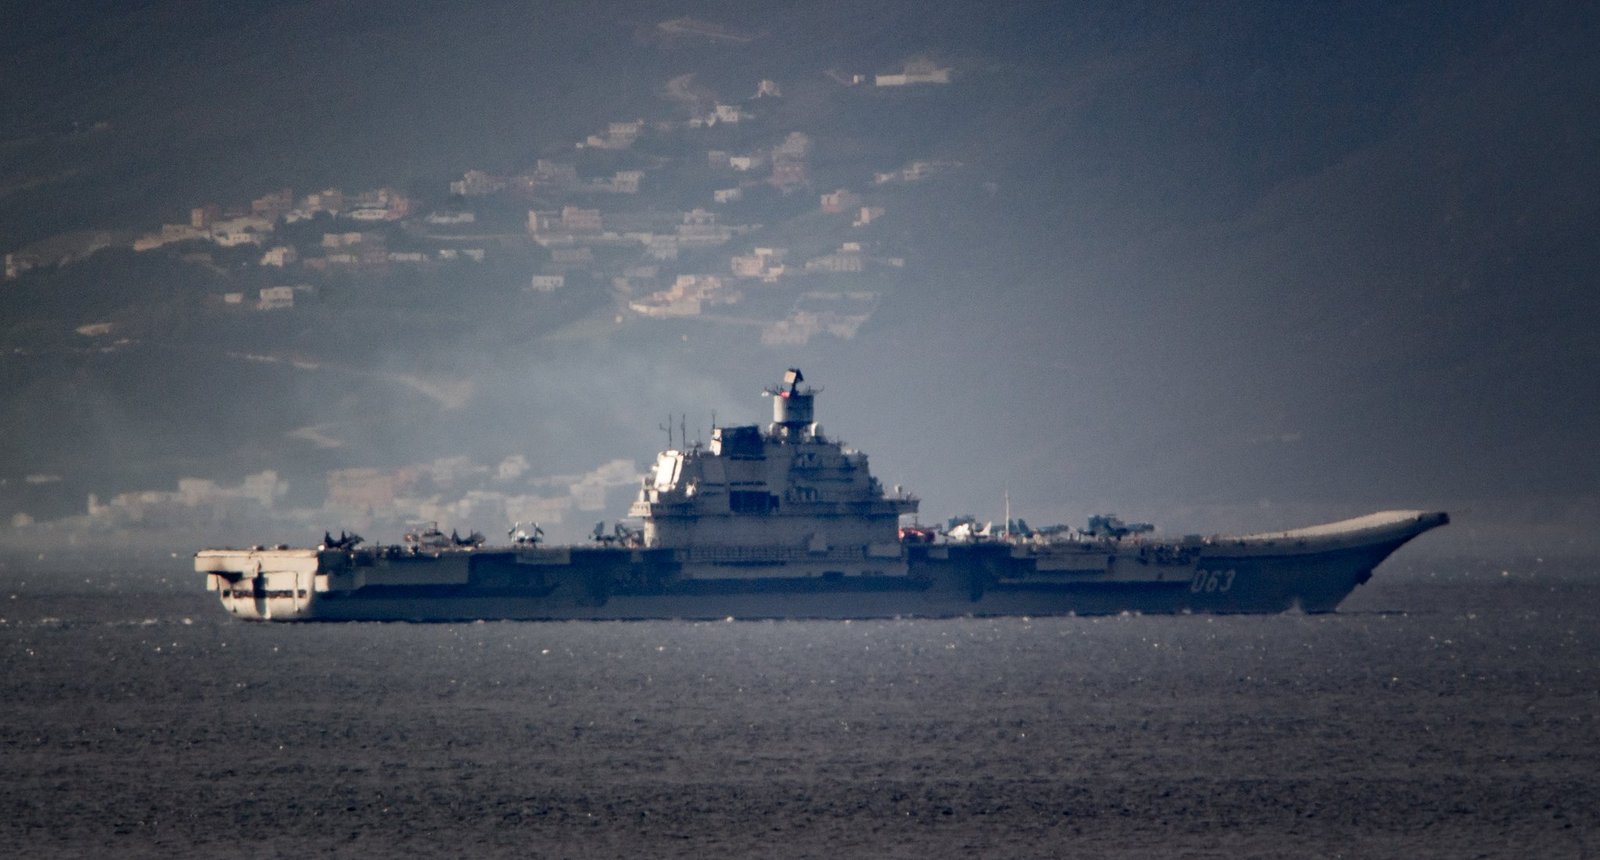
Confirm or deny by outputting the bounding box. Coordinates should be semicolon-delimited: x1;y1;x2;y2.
2;0;1596;555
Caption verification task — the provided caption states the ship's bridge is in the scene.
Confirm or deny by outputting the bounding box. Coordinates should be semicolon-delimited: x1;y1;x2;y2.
629;369;917;551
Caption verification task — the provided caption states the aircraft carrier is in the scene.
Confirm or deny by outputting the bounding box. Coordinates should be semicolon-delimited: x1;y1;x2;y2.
196;369;1448;621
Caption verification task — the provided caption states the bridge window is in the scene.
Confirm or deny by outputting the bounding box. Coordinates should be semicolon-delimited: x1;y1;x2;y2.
729;491;778;514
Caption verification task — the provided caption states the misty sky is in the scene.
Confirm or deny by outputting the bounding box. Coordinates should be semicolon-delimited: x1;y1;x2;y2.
1;0;1596;555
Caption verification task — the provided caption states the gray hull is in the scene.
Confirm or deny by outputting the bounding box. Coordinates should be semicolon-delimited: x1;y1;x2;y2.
198;511;1447;621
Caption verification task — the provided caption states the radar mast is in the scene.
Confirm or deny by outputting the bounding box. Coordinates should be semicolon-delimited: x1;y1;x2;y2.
765;367;818;441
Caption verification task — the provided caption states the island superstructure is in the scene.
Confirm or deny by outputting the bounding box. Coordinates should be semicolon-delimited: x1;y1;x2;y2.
629;369;918;578
196;369;1448;621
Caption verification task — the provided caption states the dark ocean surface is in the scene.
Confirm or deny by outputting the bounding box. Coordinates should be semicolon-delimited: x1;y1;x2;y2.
3;559;1596;858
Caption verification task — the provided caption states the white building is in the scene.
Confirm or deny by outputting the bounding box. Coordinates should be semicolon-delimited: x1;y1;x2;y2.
676;209;732;247
450;170;505;196
260;245;298;267
258;286;296;310
646;235;680;261
214;230;263;248
875;60;952;87
805;242;867;274
853;206;886;226
608;171;643;194
322;232;367;248
730;247;787;280
628;274;737;318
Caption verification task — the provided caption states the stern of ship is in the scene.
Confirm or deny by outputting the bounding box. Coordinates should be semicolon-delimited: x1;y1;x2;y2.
196;548;327;621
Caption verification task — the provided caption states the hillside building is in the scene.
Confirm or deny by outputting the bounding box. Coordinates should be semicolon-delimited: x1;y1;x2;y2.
875;60;952;86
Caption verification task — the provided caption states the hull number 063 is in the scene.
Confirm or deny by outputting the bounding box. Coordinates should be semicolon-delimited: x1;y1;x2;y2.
1191;569;1237;594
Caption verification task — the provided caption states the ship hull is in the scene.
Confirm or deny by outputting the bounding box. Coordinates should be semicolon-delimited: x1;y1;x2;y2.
197;511;1447;622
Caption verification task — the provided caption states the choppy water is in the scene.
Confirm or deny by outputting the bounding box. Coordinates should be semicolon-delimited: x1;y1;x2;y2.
2;559;1597;858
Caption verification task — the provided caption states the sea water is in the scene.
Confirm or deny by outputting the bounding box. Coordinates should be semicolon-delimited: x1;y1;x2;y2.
2;558;1596;858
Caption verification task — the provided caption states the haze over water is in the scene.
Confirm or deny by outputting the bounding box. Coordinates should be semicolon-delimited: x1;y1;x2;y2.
4;560;1596;857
